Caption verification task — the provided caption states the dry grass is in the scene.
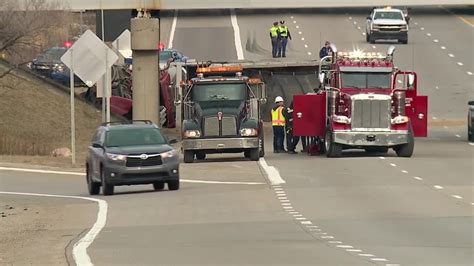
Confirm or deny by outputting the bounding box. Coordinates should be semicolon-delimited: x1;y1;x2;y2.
0;63;102;168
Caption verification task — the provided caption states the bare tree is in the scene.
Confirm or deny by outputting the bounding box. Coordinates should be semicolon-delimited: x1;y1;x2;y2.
0;0;68;78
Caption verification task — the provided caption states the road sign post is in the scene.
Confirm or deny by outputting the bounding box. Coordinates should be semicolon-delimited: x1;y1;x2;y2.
69;48;76;165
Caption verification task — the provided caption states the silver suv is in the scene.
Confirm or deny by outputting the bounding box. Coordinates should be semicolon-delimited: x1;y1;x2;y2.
366;7;408;44
86;120;179;196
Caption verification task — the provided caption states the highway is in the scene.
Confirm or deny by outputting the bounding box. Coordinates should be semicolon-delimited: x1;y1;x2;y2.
1;7;473;265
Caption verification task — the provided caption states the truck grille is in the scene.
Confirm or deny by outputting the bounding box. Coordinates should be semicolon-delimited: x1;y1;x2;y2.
380;25;403;32
351;96;391;130
126;155;162;167
203;116;237;137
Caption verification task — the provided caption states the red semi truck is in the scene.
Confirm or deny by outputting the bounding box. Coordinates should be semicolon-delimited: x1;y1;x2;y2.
293;44;428;157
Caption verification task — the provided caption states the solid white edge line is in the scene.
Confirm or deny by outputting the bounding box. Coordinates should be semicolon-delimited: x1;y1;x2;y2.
258;158;286;185
168;10;178;49
0;191;107;266
0;166;264;185
230;9;244;60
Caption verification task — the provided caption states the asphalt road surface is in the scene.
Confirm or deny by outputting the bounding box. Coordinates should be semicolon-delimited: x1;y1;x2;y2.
1;7;473;266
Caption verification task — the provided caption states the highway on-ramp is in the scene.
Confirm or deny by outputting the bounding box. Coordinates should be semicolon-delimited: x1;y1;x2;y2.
1;7;473;265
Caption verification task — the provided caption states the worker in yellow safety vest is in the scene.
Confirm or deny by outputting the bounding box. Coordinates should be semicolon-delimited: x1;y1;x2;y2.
272;96;286;153
269;21;280;58
277;20;292;57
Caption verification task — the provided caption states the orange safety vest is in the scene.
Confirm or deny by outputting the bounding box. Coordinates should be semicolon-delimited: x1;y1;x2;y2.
272;106;286;126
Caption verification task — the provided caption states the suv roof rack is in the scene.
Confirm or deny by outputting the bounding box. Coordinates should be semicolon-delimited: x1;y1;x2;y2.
101;120;154;126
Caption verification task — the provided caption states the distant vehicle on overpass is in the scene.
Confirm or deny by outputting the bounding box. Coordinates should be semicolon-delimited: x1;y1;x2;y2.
366;7;409;44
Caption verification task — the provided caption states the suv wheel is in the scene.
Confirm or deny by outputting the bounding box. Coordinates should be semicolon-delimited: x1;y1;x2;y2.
168;180;180;191
183;150;194;163
86;165;100;195
101;169;114;196
153;182;165;190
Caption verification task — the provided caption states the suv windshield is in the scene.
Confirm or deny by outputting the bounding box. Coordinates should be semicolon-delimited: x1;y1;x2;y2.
341;72;392;89
192;83;246;101
105;128;166;147
40;48;67;62
374;11;404;20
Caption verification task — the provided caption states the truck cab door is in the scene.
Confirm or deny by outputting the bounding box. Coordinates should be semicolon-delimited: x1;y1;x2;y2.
394;72;428;137
293;94;326;137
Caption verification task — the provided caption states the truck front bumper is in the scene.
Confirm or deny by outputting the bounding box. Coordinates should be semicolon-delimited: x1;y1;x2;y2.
182;137;259;150
333;131;408;146
371;30;407;41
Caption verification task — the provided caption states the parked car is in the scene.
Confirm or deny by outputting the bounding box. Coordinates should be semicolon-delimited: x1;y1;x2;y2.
469;100;474;142
85;120;179;196
30;47;67;77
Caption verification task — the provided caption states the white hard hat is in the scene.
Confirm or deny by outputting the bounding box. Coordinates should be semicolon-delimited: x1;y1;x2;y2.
275;96;284;103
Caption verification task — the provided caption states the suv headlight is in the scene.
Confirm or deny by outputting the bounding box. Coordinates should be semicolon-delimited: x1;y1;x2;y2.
332;115;351;124
184;130;201;138
391;115;409;124
240;128;258;137
161;149;177;159
106;153;127;161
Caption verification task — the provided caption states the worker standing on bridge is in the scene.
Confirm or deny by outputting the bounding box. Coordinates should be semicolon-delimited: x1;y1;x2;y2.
277;20;292;57
270;21;280;58
319;41;332;59
272;96;286;153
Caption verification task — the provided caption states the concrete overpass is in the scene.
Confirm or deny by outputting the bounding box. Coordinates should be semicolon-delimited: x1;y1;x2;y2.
36;0;474;10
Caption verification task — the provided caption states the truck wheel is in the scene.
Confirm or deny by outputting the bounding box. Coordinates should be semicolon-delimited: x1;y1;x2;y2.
259;135;265;157
366;33;370;42
196;152;206;160
101;169;114;196
244;150;250;158
249;148;260;161
168;180;180;191
369;35;375;44
395;129;414;157
183;150;194;163
86;165;100;195
153;182;165;190
365;147;389;154
401;39;408;44
468;124;473;142
325;129;342;158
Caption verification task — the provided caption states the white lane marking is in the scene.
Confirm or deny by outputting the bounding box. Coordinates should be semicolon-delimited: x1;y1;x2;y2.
307;52;312;55
420;27;425;30
426;33;431;36
452;195;463;199
301;221;312;225
296;25;300;29
280;199;290;203
401;170;408;174
434;185;444;190
168;10;178;48
371;258;389;262
357;26;361;30
283;206;293;209
432;116;438;120
372;45;376;49
321;236;335;239
467;71;473;75
230;9;244;60
362;32;366;36
0;191;107;266
414;22;418;25
448;53;455;58
337;245;354;248
359;254;375;257
471;202;474;205
349;17;352;20
0;166;264;185
281;203;292;206
469;143;474;146
298;31;302;34
259;158;286;185
413;176;423;181
293;214;303;217
276;191;286;194
304;44;308;48
274;187;283;191
309;228;322;232
307;225;318;228
441;46;446;50
390;163;397;167
435;86;439;90
289;211;299;214
278;196;288;200
353;21;357;25
379;156;386;160
293;20;297;23
433;39;439;43
443;126;449;129
290;16;294;19
301;37;305;41
455;134;461;138
329;241;343;244
295;217;306;220
347;249;362;252
457;62;464;66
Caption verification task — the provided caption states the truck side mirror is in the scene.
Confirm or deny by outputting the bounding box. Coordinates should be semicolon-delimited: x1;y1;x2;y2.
407;73;415;88
318;72;325;84
260;83;266;101
366;16;372;20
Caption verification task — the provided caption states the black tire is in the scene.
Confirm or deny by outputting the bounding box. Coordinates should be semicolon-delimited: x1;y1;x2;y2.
153;182;165;190
369;35;375;44
168;180;180;191
395;128;414;157
244;150;250;158
183;150;194;163
196;152;206;160
365;147;389;154
101;169;114;196
259;133;265;157
325;128;342;158
468;125;473;142
366;33;370;42
401;39;408;44
86;165;100;195
249;147;260;161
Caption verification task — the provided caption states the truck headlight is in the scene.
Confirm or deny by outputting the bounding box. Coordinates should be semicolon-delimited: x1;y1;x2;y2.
372;24;381;31
106;153;127;161
400;24;408;31
332;115;351;124
184;130;201;138
391;115;409;124
240;128;258;137
160;149;177;159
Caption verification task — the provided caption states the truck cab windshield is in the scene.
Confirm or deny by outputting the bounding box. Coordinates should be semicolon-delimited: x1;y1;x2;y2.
192;83;246;101
341;72;391;89
374;11;404;20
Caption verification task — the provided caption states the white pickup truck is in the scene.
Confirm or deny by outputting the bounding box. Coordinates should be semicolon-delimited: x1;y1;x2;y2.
366;7;409;44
